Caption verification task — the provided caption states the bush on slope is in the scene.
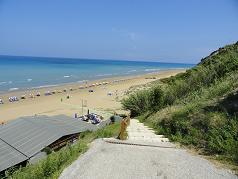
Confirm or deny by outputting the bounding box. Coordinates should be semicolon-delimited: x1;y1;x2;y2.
122;42;238;164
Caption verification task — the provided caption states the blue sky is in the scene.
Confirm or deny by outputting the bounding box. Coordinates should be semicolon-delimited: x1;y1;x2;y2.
0;0;237;63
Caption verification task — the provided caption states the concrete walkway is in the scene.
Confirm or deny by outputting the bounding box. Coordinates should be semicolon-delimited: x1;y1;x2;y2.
126;119;173;145
127;119;167;141
103;118;175;148
59;119;237;179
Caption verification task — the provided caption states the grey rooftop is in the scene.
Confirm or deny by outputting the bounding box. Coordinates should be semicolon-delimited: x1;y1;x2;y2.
0;115;111;172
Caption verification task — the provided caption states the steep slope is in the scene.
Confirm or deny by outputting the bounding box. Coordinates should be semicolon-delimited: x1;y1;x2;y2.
122;42;238;164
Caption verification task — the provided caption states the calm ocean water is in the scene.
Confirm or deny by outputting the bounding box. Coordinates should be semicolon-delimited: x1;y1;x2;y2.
0;55;194;92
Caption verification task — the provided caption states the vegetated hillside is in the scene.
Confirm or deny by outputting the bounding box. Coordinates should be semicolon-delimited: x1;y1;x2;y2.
122;42;238;164
6;123;120;178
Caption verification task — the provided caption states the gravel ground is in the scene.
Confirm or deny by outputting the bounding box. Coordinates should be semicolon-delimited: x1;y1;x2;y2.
59;139;237;179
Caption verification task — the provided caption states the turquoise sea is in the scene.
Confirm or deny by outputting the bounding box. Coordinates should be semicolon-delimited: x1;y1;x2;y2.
0;55;194;93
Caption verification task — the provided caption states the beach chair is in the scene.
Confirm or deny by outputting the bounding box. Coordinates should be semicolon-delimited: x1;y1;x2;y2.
45;91;52;96
29;94;35;98
107;92;113;96
91;116;100;124
9;97;13;102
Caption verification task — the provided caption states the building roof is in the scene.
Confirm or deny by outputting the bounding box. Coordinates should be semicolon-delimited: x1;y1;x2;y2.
0;138;28;172
0;115;103;172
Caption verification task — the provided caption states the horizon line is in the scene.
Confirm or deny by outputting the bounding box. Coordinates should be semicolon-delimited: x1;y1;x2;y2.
0;54;196;65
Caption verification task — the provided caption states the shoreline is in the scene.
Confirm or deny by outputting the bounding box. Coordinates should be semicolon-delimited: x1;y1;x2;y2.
0;68;187;94
0;69;184;98
0;69;185;123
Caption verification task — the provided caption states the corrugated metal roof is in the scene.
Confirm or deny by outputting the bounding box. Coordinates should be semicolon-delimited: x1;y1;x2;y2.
0;138;28;172
0;115;103;172
0;117;60;157
30;115;96;135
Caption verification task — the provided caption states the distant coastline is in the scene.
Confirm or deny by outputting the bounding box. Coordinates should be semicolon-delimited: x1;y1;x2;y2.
0;55;194;93
0;69;185;96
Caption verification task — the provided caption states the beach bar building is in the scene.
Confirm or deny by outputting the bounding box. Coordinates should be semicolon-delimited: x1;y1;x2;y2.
0;115;112;174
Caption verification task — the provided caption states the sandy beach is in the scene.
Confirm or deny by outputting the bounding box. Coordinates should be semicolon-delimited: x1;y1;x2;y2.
0;69;185;123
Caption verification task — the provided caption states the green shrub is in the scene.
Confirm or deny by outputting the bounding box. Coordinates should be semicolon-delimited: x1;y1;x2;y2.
121;90;149;116
122;42;238;165
9;122;120;179
148;86;164;111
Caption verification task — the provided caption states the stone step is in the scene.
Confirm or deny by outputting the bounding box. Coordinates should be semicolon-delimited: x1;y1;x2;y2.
128;136;169;142
127;130;157;134
128;133;164;138
103;138;175;148
126;119;170;143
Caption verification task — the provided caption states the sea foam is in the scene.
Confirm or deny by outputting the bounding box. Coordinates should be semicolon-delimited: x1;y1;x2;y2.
30;84;59;89
64;75;71;78
145;68;160;72
96;74;112;77
9;88;19;91
0;82;7;85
